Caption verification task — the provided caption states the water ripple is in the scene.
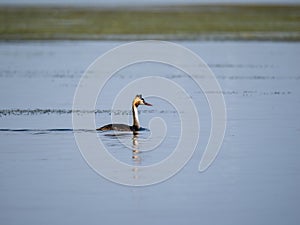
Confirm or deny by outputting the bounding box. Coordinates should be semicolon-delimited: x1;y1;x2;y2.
0;108;178;117
0;128;96;134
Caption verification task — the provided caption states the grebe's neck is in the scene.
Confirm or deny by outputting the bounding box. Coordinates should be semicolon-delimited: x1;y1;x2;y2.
132;104;140;130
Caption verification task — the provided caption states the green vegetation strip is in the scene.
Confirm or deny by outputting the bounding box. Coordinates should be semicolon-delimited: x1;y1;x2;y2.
0;5;299;41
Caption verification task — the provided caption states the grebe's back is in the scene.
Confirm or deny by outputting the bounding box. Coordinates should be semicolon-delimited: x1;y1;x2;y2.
97;124;134;132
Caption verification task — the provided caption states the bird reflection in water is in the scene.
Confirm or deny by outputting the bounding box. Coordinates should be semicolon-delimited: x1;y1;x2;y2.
132;132;140;180
132;132;140;160
103;131;142;180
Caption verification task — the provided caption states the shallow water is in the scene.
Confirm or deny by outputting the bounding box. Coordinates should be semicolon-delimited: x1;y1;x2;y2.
0;41;299;225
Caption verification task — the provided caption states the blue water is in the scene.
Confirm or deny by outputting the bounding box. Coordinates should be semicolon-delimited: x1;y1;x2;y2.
0;41;299;225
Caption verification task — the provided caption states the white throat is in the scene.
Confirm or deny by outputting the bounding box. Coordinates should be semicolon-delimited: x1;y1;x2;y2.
132;105;140;129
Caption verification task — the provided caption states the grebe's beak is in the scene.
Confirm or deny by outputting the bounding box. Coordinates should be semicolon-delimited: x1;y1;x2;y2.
144;101;152;106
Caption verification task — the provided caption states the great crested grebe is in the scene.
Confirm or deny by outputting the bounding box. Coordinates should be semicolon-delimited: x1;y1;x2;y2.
97;95;152;132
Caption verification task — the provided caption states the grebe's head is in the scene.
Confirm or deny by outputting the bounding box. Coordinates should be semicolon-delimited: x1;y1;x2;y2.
133;94;152;107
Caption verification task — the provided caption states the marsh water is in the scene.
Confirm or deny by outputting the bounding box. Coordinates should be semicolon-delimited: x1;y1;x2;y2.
0;41;299;225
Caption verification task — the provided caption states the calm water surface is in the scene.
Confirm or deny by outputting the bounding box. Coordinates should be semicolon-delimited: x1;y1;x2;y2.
0;41;299;225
